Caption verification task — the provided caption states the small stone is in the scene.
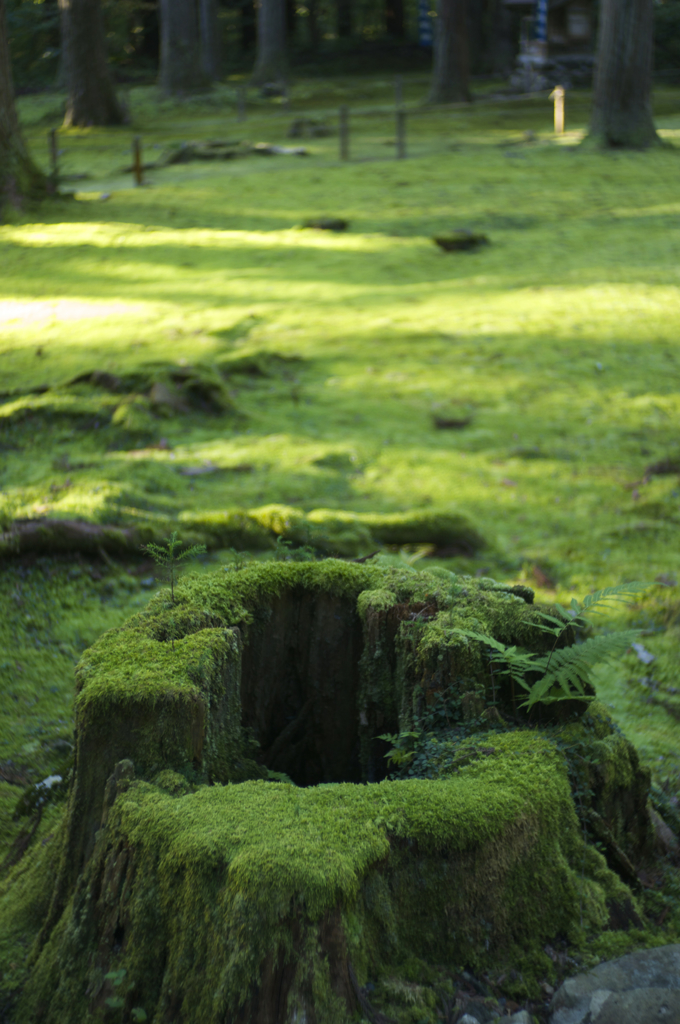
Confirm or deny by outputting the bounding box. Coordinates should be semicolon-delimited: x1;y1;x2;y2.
149;382;187;416
433;229;489;252
302;217;348;232
507;1012;533;1024
458;1015;482;1024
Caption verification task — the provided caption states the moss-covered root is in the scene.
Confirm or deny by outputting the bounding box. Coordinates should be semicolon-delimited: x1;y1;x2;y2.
18;737;637;1024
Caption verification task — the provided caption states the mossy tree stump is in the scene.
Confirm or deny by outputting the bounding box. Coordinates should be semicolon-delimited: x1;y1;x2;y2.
6;562;654;1024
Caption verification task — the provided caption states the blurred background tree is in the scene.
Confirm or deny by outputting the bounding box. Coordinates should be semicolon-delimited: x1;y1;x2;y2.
5;0;680;117
0;0;46;207
59;0;125;124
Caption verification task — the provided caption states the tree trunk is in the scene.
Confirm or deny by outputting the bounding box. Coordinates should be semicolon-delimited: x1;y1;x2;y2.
308;0;320;49
589;0;658;148
159;0;206;94
385;0;405;38
469;0;514;76
428;0;470;104
286;0;296;38
337;0;352;38
59;0;125;126
0;0;48;210
251;0;287;87
240;0;256;51
199;0;220;81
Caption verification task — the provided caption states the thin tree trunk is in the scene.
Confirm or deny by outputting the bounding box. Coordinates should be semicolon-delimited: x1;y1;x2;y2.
428;0;470;104
589;0;658;148
308;0;320;49
240;0;256;51
251;0;287;87
0;0;48;210
199;0;220;81
337;0;352;38
385;0;405;38
160;0;206;94
286;0;296;37
59;0;124;126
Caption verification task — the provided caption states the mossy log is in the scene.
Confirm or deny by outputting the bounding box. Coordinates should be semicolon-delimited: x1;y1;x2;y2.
2;562;654;1024
0;506;485;561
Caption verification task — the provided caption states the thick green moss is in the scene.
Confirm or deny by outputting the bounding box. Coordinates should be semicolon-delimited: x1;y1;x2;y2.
0;805;65;1015
17;734;630;1024
0;562;656;1023
180;505;485;557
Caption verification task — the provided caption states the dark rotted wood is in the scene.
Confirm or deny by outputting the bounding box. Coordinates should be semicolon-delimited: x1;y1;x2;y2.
240;588;371;785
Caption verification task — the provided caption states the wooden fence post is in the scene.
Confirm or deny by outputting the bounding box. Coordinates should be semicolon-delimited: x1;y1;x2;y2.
133;136;143;186
48;128;58;187
551;85;565;135
395;74;403;110
396;109;406;159
339;106;349;161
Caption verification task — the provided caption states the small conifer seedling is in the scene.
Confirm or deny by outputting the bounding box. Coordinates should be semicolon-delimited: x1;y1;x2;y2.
142;532;207;604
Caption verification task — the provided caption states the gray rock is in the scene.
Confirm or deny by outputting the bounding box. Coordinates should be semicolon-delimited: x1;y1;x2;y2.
459;1016;482;1024
550;945;680;1023
507;1012;533;1024
595;988;680;1023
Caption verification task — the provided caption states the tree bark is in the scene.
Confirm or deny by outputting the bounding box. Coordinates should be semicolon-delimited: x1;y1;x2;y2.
199;0;220;81
428;0;470;104
589;0;658;148
251;0;287;87
385;0;405;38
337;0;352;38
0;0;48;210
159;0;206;94
307;0;320;49
469;0;514;76
59;0;125;126
240;0;257;51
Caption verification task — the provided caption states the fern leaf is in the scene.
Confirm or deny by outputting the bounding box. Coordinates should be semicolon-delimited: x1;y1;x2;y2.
523;630;640;707
579;582;650;616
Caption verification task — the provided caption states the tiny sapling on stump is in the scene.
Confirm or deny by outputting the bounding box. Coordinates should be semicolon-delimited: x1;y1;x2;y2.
142;532;207;604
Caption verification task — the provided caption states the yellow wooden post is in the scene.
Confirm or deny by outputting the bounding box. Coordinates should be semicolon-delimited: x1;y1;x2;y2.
550;85;565;135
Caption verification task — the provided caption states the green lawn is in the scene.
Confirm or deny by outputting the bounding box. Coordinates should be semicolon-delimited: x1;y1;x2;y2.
2;76;680;856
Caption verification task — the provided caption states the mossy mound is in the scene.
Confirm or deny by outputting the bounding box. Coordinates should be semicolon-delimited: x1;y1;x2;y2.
181;504;484;557
0;562;655;1023
0;506;484;561
0;360;236;448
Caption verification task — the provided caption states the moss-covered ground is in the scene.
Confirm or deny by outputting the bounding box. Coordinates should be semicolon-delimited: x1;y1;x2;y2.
2;77;680;998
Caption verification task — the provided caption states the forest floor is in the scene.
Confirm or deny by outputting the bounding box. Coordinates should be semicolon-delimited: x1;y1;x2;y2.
2;76;680;886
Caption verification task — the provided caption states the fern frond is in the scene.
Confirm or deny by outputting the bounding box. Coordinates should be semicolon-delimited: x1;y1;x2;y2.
523;630;640;708
579;582;650;616
452;629;536;691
